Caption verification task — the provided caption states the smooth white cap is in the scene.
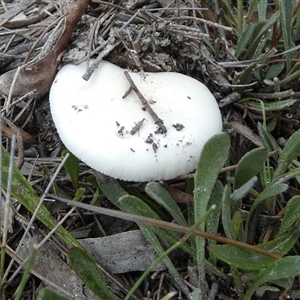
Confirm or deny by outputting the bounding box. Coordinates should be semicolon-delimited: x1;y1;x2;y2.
50;60;222;181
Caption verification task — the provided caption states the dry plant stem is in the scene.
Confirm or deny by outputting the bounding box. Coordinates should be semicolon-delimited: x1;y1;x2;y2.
24;14;66;64
5;66;21;113
1;91;36;113
246;89;295;99
0;0;89;98
0;135;16;273
124;71;167;134
168;16;234;32
1;116;36;144
49;195;281;260
2;154;70;284
116;30;145;78
0;0;37;26
81;8;142;80
93;0;139;17
4;4;56;29
156;272;165;300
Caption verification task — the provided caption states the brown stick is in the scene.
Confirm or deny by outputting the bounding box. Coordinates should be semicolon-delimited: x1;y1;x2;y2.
124;71;167;134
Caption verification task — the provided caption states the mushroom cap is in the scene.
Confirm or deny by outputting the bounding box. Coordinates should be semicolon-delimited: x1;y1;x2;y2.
50;60;222;181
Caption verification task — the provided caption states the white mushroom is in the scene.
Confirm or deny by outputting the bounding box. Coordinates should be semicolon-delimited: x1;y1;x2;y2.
49;60;222;181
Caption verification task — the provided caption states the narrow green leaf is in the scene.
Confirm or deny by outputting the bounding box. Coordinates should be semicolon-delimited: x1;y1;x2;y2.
210;230;299;271
194;133;230;221
235;24;255;58
244;256;300;300
209;245;275;271
116;194;193;256
277;195;300;236
265;62;285;79
258;123;280;151
246;99;297;111
236;0;244;34
259;166;274;188
145;182;187;226
62;150;79;191
95;176;128;205
1;148;113;296
207;181;223;265
190;288;202;300
194;133;230;278
74;188;85;202
245;0;259;23
245;12;280;58
231;210;243;240
231;176;257;201
280;0;295;72
234;147;268;190
207;181;223;236
221;184;234;239
68;247;116;300
245;183;288;234
37;288;70;300
273;129;300;178
117;195;190;296
257;0;268;21
1;146;79;248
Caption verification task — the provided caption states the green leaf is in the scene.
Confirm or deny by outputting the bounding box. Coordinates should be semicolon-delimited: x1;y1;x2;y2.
257;0;268;21
116;194;193;257
68;247;116;300
62;150;79;191
277;195;300;236
245;0;259;23
244;256;300;300
246;99;297;111
207;181;223;264
194;133;230;226
273;129;300;178
1;146;79;248
221;184;234;239
231;210;243;240
207;181;223;236
245;183;288;235
210;230;299;271
265;62;285;80
74;188;85;202
231;176;257;201
145;182;187;227
37;287;70;300
194;133;230;277
235;24;255;58
190;288;202;300
280;0;295;72
117;194;190;296
259;165;274;188
95;176;128;205
258;123;280;151
234;147;268;189
244;12;280;59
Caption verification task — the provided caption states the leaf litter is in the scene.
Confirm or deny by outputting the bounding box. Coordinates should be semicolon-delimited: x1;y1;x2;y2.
1;0;300;299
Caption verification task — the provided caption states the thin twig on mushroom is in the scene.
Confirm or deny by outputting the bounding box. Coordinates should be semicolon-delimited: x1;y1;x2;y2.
124;71;167;134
